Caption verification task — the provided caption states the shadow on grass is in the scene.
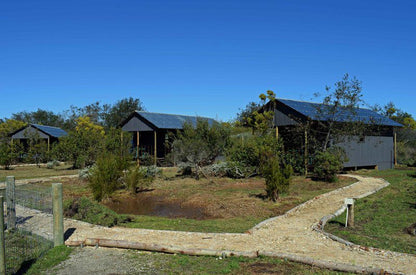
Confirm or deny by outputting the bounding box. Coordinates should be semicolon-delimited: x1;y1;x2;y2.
327;220;345;227
15;259;36;275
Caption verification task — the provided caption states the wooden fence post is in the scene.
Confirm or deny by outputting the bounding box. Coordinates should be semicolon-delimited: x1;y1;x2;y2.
52;183;64;246
0;196;6;275
6;176;16;230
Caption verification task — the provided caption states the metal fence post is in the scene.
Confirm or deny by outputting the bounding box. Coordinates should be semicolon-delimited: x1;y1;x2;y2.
0;196;6;275
52;183;64;247
6;176;16;230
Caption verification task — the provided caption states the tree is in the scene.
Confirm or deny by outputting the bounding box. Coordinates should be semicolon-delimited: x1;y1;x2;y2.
314;74;364;151
0;141;22;169
11;109;64;127
104;97;145;128
55;116;105;168
262;155;292;201
0;119;26;140
171;119;230;178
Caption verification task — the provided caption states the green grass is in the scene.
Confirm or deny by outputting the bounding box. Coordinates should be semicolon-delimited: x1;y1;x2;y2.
5;230;53;275
0;164;78;182
121;215;264;233
25;245;73;275
130;253;353;274
325;168;416;254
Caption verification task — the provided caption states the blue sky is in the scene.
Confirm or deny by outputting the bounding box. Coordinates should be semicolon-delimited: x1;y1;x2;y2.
1;0;415;122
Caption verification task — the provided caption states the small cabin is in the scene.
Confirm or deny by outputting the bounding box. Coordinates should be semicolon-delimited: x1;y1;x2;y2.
9;124;68;151
264;98;402;170
120;111;216;164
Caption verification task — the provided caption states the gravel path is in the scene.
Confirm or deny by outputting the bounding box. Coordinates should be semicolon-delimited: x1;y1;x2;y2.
16;175;416;274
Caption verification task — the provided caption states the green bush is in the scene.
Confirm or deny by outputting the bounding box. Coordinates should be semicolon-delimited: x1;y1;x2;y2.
124;165;158;193
89;153;128;201
261;157;292;201
312;147;346;182
201;162;257;178
64;196;121;227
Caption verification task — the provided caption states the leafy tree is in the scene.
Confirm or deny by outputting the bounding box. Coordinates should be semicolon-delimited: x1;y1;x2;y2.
0;119;26;139
0;141;22;169
104;97;145;128
11;109;64;127
55;116;105;168
25;131;49;166
261;156;292;201
171;119;230;178
314;74;364;151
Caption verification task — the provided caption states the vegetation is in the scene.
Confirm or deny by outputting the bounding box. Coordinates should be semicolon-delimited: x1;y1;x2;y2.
0;164;78;182
262;156;292;201
312;147;346;182
26;245;73;275
5;230;53;275
125;165;158;193
325;168;416;254
64;196;123;227
89;153;128;201
171;119;230;178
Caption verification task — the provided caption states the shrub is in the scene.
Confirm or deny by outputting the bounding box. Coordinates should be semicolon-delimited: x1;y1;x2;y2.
78;166;93;180
64;196;121;227
46;160;60;169
89;153;128;201
312;147;346;182
261;156;292;201
124;165;158;193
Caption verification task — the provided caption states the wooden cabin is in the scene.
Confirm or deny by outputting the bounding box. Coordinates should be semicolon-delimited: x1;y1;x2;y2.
264;98;402;170
9;124;67;151
120;111;216;165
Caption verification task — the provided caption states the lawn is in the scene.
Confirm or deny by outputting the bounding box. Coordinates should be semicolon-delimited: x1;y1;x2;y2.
0;164;78;182
325;168;416;254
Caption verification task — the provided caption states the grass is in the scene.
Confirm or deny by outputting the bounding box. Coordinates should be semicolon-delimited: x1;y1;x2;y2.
5;230;53;275
25;245;73;275
325;168;416;254
127;252;353;274
0;164;78;182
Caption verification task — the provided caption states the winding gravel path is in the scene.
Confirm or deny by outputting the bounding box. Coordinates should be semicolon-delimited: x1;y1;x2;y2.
16;175;416;274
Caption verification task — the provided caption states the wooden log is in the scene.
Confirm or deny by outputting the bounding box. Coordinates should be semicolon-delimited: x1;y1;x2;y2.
75;238;258;258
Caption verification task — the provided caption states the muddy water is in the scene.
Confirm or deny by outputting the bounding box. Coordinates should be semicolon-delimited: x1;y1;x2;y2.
104;193;208;220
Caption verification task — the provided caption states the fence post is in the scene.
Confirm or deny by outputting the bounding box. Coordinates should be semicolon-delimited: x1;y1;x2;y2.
0;196;6;275
6;176;16;230
52;183;64;247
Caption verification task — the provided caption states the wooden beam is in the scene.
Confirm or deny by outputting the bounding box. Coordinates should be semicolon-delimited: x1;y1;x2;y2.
304;128;308;176
136;131;140;165
275;126;279;139
154;131;157;166
394;131;397;166
47;137;50;152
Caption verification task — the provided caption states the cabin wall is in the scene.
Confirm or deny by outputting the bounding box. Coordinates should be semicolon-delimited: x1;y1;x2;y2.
334;136;394;170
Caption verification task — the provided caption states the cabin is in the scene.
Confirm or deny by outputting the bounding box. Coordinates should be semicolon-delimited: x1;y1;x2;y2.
120;111;216;164
9;124;68;151
264;98;402;170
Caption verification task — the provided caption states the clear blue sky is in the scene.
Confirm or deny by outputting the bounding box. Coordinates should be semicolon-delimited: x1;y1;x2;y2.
1;0;415;121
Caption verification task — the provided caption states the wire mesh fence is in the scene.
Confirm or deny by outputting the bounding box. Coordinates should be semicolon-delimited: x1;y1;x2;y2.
1;181;54;274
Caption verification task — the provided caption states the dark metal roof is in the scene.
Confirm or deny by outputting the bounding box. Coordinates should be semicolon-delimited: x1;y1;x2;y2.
31;124;68;138
277;98;402;127
136;111;216;129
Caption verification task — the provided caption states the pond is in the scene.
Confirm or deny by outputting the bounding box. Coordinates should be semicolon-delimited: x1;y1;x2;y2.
103;193;209;220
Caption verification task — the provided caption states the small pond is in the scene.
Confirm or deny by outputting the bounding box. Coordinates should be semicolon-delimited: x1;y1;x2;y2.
103;193;209;220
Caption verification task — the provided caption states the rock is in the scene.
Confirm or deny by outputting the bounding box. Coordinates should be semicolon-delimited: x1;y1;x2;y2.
406;223;416;236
